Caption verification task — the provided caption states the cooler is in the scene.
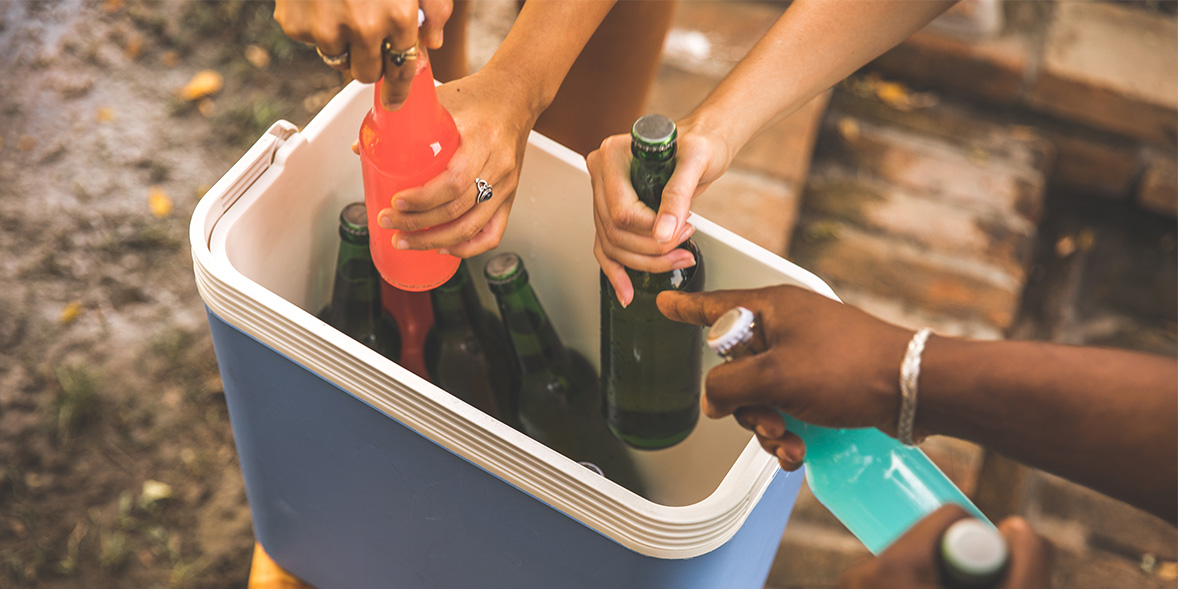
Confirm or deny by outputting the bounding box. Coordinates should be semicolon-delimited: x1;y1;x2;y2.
190;81;840;588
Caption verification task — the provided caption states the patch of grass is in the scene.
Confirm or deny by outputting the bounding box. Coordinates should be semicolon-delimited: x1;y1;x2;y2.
169;558;205;589
212;95;290;147
51;363;101;446
98;530;130;572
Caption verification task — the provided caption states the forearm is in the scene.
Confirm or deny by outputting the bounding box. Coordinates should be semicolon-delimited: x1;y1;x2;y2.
919;337;1178;522
683;0;956;156
479;0;616;121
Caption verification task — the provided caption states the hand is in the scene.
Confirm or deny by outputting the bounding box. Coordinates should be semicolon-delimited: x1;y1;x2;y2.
841;506;1051;589
657;285;916;467
588;119;732;307
274;0;452;109
373;68;536;257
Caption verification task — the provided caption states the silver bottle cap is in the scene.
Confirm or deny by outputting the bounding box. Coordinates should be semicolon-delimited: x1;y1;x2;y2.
941;519;1008;581
706;307;756;358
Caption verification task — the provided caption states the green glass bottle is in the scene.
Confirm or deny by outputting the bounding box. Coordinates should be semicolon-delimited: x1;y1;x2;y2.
486;252;644;494
424;260;518;425
601;115;705;450
320;202;400;360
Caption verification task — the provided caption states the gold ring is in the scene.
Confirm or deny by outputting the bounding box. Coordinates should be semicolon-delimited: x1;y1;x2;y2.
315;46;349;69
381;41;419;67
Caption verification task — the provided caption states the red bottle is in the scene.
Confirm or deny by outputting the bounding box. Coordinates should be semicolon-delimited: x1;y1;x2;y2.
380;281;434;380
359;49;461;291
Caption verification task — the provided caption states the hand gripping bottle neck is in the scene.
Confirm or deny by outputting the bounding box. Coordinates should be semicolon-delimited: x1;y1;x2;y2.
358;46;461;291
706;306;993;555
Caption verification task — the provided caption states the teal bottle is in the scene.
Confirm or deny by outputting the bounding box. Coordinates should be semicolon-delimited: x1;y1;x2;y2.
706;306;991;555
486;252;644;494
424;260;518;425
319;202;400;360
601;114;705;450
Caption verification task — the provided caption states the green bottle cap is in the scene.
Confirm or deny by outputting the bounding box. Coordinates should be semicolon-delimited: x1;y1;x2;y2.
483;252;528;289
631;114;677;154
339;202;370;242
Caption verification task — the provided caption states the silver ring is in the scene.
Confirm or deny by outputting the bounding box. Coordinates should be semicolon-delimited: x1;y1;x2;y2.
475;178;493;203
316;46;349;69
381;41;419;67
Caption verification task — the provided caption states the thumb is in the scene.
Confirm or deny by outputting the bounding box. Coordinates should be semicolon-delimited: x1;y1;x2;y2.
652;146;709;244
657;289;761;327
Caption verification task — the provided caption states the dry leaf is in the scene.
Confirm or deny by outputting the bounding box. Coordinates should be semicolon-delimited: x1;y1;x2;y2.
836;117;860;143
875;81;914;111
96;107;116;122
124;34;143;61
197;98;215;118
59;301;84;325
101;0;123;14
18;135;36;151
140;480;173;505
179;70;224;101
148;187;173;218
160;51;179;68
1157;561;1177;581
1055;235;1077;258
244;44;270;69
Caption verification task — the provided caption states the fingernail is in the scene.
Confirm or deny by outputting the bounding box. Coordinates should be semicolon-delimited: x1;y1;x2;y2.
395;239;409;250
755;424;771;438
378;215;394;229
437;248;450;256
394;200;409;211
654;215;677;243
384;101;405;111
671;255;696;270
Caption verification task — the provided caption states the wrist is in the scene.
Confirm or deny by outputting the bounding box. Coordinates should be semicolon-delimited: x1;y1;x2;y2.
467;65;548;127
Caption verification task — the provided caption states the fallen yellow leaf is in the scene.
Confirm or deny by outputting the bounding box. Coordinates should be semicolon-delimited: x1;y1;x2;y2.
1158;561;1177;581
96;107;116;122
875;81;914;111
125;34;143;61
244;44;270;70
59;301;83;325
148;186;173;218
180;70;224;101
836;117;860;143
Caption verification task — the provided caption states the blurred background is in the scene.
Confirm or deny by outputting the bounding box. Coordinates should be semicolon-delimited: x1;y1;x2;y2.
0;0;1174;587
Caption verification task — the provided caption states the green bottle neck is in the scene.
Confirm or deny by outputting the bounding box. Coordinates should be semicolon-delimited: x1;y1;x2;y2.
492;280;566;375
630;144;676;211
431;263;480;330
335;238;375;283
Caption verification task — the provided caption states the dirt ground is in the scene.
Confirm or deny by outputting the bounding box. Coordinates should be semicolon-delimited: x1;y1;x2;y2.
0;1;336;586
2;1;1176;589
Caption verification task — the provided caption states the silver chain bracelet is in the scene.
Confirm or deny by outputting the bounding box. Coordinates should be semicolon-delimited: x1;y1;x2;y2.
898;328;933;446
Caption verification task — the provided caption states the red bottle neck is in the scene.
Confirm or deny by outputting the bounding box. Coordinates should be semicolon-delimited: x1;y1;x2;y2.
371;50;437;127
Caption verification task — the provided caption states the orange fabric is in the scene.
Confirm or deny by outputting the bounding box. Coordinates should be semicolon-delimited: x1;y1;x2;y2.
248;542;315;588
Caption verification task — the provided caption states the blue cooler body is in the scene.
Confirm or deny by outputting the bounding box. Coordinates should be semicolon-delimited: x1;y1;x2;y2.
192;82;839;588
209;311;802;588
